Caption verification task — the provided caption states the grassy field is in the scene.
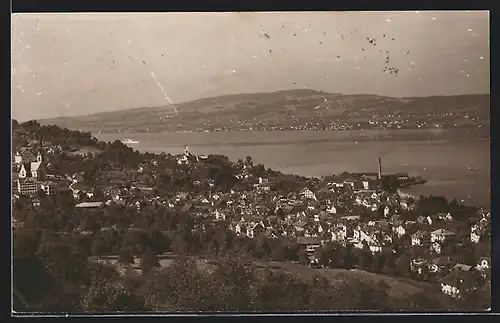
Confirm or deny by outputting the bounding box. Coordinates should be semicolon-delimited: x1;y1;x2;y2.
252;260;433;299
114;255;433;299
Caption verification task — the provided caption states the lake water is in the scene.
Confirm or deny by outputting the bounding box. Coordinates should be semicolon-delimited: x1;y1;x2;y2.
95;129;490;208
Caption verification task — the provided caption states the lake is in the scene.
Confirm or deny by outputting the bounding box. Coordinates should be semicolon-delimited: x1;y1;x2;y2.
95;129;490;208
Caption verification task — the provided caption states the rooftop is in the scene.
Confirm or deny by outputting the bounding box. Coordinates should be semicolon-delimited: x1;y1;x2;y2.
75;201;103;208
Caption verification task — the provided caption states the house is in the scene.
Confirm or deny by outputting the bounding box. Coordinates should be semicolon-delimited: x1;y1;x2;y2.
331;227;347;243
429;256;454;273
434;212;453;222
470;220;489;244
416;216;427;224
430;241;442;254
293;220;306;232
440;268;478;298
39;181;59;196
470;229;481;244
213;210;225;221
453;263;474;272
70;183;90;200
326;205;337;214
411;230;430;246
393;224;406;238
17;178;39;195
353;228;383;253
410;258;428;275
297;236;322;258
18;164;28;179
234;221;246;235
340;215;360;222
476;257;490;271
180;203;194;212
430;229;456;244
300;188;317;201
247;222;265;239
19;149;37;163
14;151;22;164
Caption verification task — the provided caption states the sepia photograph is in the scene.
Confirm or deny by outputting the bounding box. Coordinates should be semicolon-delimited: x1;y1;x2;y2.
11;11;491;314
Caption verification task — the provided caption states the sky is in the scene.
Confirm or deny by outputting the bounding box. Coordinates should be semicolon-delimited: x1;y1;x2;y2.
11;11;490;121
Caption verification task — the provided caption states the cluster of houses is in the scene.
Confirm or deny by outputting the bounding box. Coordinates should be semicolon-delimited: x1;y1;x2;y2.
12;146;73;197
12;144;491;301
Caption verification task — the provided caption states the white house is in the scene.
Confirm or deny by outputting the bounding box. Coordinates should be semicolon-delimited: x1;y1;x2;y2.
470;230;481;244
430;241;442;254
353;229;382;253
214;210;226;221
331;228;346;243
246;222;265;239
19;164;27;179
235;221;246;235
431;229;456;244
440;269;476;299
301;188;317;201
14;151;22;164
326;205;337;214
411;230;428;246
393;225;406;238
476;257;490;271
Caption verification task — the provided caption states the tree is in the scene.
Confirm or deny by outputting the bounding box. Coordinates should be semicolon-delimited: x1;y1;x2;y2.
371;252;385;273
298;248;309;265
140;249;160;275
80;275;148;312
118;247;135;265
245;156;253;167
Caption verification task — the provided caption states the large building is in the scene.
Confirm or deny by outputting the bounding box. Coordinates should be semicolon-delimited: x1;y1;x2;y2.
17;178;39;195
14;150;44;195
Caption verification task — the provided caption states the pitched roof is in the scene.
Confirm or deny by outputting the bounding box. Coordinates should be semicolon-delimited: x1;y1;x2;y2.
243;215;264;222
431;228;456;236
75;202;103;208
478;257;491;263
181;203;193;212
71;183;89;191
432;256;453;266
18;177;37;184
30;162;41;172
411;230;428;238
453;263;473;272
293;220;306;227
439;269;477;291
297;236;322;245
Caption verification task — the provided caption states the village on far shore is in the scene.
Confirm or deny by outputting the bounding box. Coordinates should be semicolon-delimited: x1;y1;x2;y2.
12;120;491;303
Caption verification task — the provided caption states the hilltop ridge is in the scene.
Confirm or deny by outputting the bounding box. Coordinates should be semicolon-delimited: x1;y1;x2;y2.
39;90;490;133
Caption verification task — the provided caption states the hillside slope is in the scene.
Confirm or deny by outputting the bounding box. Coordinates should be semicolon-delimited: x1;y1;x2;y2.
39;90;490;133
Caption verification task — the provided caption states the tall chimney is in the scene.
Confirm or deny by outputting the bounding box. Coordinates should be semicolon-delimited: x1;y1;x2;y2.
378;157;382;180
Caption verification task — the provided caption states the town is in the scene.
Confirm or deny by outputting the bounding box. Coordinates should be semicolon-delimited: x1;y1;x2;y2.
12;120;491;311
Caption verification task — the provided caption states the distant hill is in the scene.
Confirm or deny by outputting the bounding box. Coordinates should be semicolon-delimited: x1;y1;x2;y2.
39;90;490;133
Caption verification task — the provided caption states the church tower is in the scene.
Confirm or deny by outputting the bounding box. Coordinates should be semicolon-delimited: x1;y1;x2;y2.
37;151;43;163
184;145;189;156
